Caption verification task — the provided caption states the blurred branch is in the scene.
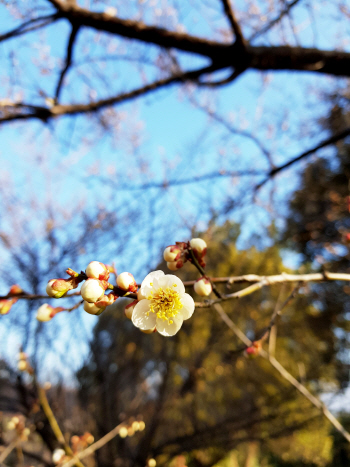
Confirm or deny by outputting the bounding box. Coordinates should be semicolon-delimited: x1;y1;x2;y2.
0;14;60;43
249;0;302;41
54;23;80;103
220;0;246;46
0;440;18;464
37;384;85;467
61;423;124;467
213;303;350;443
0;64;223;124
45;0;350;77
256;126;350;190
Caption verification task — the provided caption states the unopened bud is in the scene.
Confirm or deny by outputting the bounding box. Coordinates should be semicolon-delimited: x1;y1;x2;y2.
83;300;106;315
80;279;105;303
190;238;207;254
117;272;138;292
194;277;212;296
163;245;181;262
167;261;183;271
22;427;30;440
148;459;156;467
244;341;262;359
119;427;128;438
125;300;138;320
8;284;23;296
36;304;55;322
86;261;110;281
0;299;16;315
46;279;72;298
141;326;156;334
7;420;16;430
18;360;27;371
346;233;350;243
52;448;66;464
138;421;145;431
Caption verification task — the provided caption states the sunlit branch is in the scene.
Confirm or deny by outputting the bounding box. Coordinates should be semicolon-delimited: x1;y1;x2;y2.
37;383;85;467
213;303;350;444
256;126;350;190
61;423;124;467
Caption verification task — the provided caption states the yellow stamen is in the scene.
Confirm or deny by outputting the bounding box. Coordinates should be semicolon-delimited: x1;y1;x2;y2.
147;286;182;325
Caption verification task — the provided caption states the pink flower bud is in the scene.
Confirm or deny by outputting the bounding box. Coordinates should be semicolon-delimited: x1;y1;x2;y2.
244;341;262;359
194;277;212;296
86;261;110;281
190;238;207;254
83;301;106;315
80;279;105;303
163;245;181;262
36;304;56;322
46;279;72;298
125;300;138;320
117;272;138;292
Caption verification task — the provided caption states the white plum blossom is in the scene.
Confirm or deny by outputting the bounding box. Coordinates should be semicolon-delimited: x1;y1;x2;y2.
131;271;195;336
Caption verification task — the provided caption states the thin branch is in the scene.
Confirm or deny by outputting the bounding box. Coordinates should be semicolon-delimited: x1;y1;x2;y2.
256;126;350;190
61;423;124;467
220;0;246;46
36;383;85;467
0;64;222;124
249;0;301;41
0;440;18;464
213;303;350;444
54;23;80;102
0;14;60;43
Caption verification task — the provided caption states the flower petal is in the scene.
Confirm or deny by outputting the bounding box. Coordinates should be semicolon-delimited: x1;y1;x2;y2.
180;293;195;320
132;300;156;330
156;316;183;336
141;270;165;297
157;274;185;295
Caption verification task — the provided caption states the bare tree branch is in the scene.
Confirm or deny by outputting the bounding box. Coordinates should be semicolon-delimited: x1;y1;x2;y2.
54;23;80;103
0;14;60;43
256;126;350;190
220;0;246;46
249;0;302;41
0;64;224;124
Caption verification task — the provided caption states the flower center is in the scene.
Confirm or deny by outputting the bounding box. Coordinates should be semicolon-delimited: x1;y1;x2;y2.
147;286;182;324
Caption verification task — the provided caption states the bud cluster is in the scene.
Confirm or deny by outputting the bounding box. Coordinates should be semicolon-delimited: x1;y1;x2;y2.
6;415;31;441
163;238;207;271
118;418;145;438
70;432;94;454
46;261;139;319
18;351;34;374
